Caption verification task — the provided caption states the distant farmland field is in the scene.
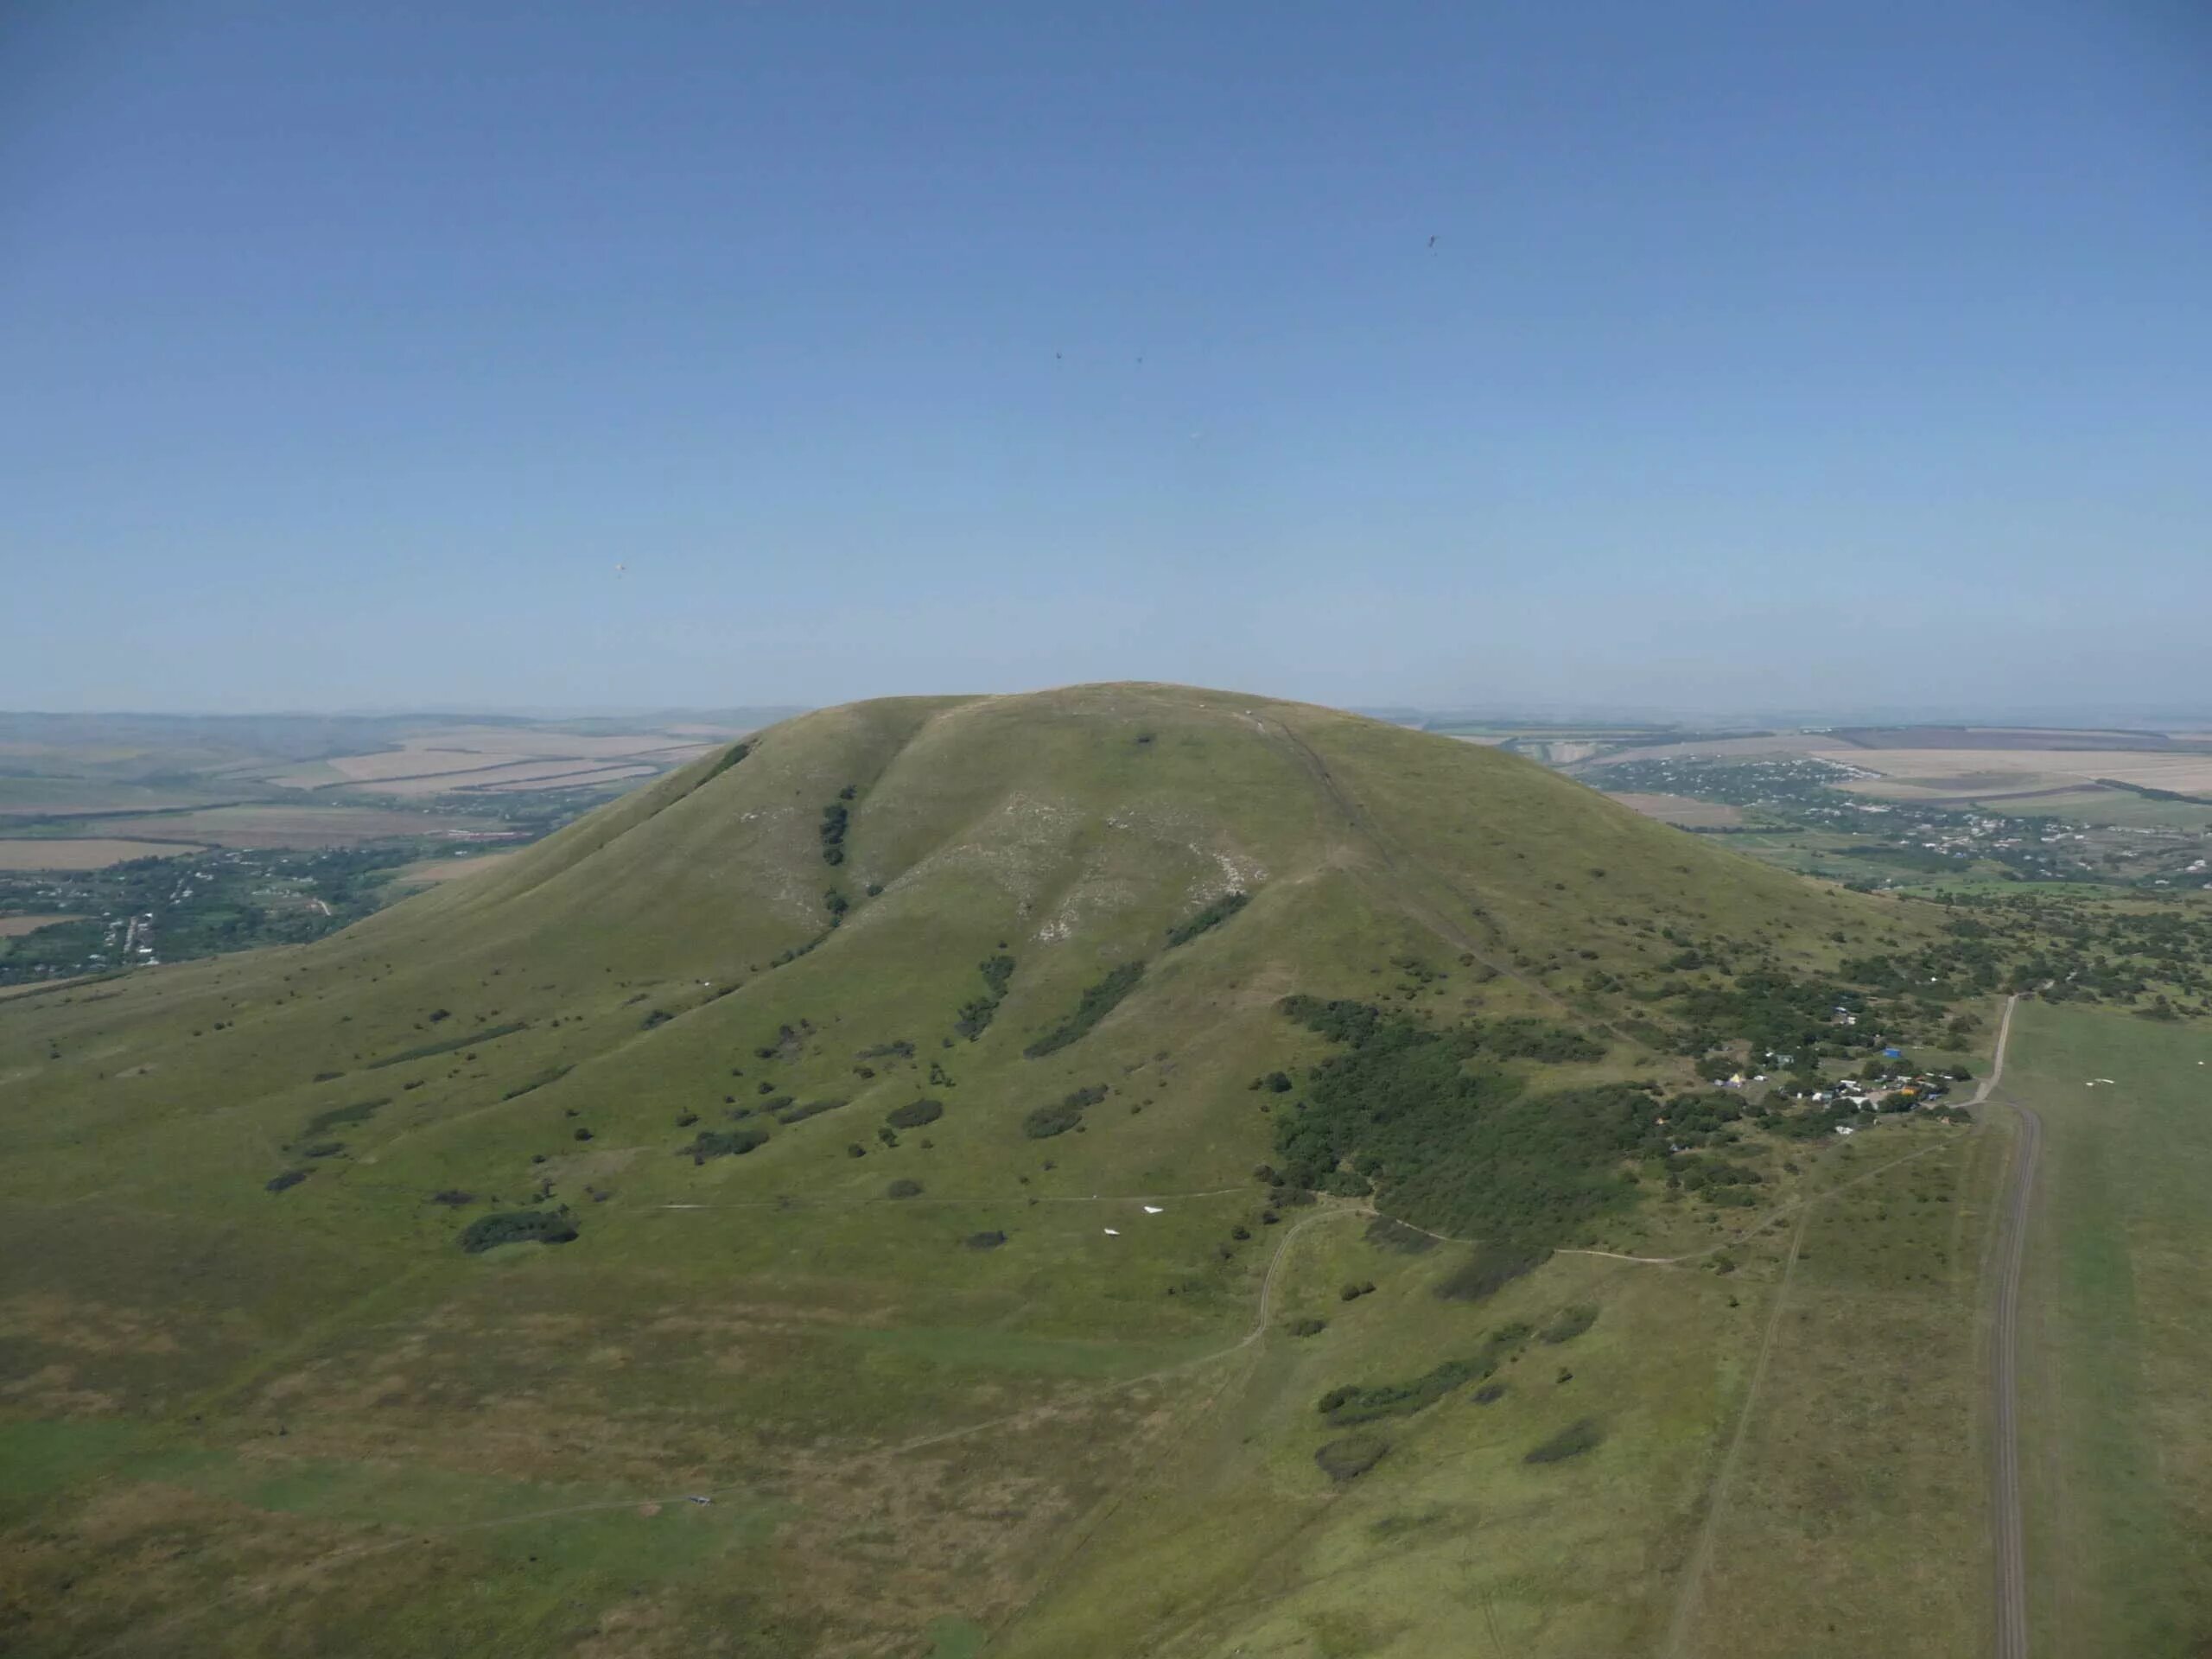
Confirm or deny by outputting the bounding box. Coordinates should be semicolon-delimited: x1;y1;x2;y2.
1825;748;2212;801
269;727;717;796
0;913;80;937
1604;791;1745;829
0;839;200;870
389;849;523;886
86;804;477;849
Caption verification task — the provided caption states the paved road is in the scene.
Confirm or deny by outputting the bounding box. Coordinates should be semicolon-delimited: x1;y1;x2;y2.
1985;989;2039;1659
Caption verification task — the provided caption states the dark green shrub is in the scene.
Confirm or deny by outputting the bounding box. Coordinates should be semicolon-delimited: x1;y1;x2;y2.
819;800;849;864
1166;891;1249;949
1315;1325;1533;1426
963;1230;1006;1249
1471;1382;1506;1405
299;1141;346;1159
1289;1318;1328;1337
679;1128;769;1164
264;1169;308;1193
459;1210;578;1253
702;740;751;781
775;1098;847;1125
1024;963;1144;1058
954;955;1017;1040
1314;1433;1389;1482
429;1189;474;1206
572;1127;594;1141
500;1065;572;1101
301;1098;388;1138
886;1179;923;1198
366;1021;525;1070
1540;1305;1599;1344
1522;1419;1604;1465
886;1098;944;1129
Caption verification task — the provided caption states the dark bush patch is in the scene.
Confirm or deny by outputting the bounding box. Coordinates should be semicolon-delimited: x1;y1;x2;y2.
500;1065;572;1101
679;1128;769;1164
1023;1084;1108;1139
886;1098;945;1130
366;1022;526;1070
963;1230;1007;1250
459;1209;579;1253
640;1008;674;1031
429;1189;475;1207
1540;1305;1599;1344
754;1026;803;1062
1166;891;1249;950
1315;1324;1532;1426
775;1098;848;1125
1025;963;1144;1058
312;1070;340;1083
1273;996;1648;1249
886;1179;923;1198
1314;1433;1389;1482
1523;1418;1604;1465
1289;1318;1328;1337
572;1127;594;1141
954;955;1016;1041
264;1169;309;1193
1471;1382;1506;1405
858;1040;915;1060
298;1141;346;1159
675;1110;699;1128
301;1098;388;1139
819;800;849;864
1339;1281;1376;1302
702;740;751;781
1466;1018;1606;1064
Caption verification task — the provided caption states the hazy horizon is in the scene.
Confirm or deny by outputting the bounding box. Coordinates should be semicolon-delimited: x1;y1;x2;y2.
7;3;2207;715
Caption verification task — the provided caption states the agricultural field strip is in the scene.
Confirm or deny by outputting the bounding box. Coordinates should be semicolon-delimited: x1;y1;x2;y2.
1824;748;2212;795
1990;1098;2041;1659
1661;1206;1813;1657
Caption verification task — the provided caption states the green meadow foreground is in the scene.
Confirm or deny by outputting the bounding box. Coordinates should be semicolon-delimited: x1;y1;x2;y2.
2007;1007;2212;1656
0;685;2190;1656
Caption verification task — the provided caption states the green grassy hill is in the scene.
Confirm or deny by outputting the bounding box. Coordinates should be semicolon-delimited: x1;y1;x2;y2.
0;684;1976;1657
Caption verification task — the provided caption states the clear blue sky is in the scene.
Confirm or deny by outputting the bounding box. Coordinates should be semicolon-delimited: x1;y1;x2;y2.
5;1;2209;715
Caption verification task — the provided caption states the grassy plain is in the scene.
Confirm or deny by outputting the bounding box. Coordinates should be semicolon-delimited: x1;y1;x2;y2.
0;686;1990;1656
2008;1005;2212;1657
